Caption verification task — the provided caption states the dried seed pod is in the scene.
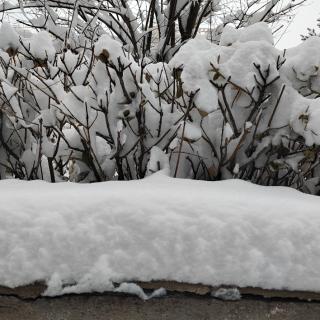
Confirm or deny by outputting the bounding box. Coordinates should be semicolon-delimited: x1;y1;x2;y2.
123;109;130;117
34;59;48;68
198;109;209;118
97;49;110;63
129;92;136;99
6;47;18;57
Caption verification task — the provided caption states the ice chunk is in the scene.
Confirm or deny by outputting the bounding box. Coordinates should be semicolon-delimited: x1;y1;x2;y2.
212;288;241;301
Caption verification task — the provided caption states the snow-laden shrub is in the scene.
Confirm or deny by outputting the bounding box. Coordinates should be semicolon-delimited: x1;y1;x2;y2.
1;1;320;194
0;0;303;62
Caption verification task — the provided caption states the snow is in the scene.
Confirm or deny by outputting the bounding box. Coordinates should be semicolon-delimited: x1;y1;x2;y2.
169;38;220;113
220;22;274;46
26;31;56;62
1;173;320;296
178;121;202;142
58;50;80;74
147;147;170;176
289;94;320;146
212;288;241;301
0;22;20;52
114;283;166;300
169;32;279;115
94;34;130;68
281;36;320;93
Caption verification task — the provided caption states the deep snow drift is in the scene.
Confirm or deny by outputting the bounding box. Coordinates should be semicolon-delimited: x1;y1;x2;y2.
1;173;320;296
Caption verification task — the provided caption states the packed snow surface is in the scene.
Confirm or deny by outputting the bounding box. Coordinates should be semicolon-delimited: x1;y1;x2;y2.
1;173;320;296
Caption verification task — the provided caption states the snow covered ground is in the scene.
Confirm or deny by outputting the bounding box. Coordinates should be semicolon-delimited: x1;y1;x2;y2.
1;172;320;296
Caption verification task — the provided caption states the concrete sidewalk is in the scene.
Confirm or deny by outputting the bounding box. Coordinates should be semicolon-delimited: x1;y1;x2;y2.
1;292;320;320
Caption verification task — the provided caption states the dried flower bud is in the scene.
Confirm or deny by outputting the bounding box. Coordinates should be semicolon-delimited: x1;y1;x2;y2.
97;49;110;63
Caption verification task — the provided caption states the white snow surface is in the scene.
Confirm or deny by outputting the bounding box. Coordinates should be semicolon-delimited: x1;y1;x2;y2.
212;288;241;301
1;173;320;295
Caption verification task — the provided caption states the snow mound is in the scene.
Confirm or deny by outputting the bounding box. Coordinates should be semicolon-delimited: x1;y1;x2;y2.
1;174;320;296
220;22;274;46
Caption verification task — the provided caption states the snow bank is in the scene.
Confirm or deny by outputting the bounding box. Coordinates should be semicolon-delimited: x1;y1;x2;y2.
1;173;320;295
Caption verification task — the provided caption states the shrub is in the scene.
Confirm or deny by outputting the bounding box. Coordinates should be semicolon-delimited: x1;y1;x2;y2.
3;0;320;195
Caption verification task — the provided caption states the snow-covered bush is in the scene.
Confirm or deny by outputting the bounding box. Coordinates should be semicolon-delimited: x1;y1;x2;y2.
2;0;320;194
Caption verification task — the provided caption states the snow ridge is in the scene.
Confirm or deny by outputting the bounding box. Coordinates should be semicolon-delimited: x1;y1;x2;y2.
1;173;320;296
